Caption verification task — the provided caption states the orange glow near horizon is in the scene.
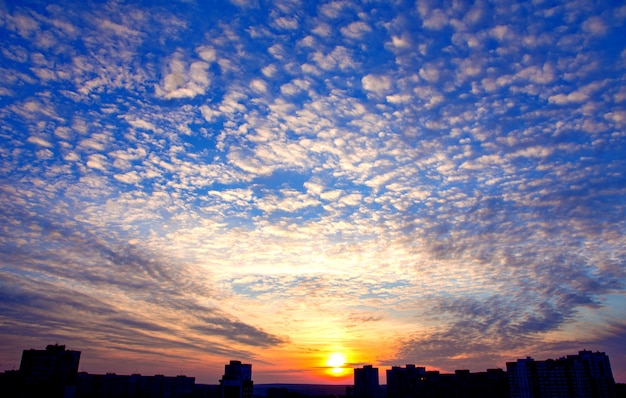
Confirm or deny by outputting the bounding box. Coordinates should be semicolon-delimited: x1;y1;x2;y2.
324;352;352;379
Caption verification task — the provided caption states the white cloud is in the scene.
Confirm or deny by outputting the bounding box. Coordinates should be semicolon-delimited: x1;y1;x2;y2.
390;35;411;48
36;149;54;160
311;22;332;37
155;51;211;99
229;0;257;7
319;1;347;19
114;171;142;184
27;136;53;148
31;67;58;81
456;57;483;80
312;51;337;71
200;105;220;122
422;9;448;30
227;148;275;175
268;43;287;60
516;63;555;84
197;46;217;62
386;94;412;104
8;13;40;38
548;82;604;104
261;64;278;77
86;154;108;171
605;111;626;125
272;16;298;30
79;135;108;151
362;74;392;96
490;25;515;41
419;64;440;83
340;21;371;39
126;117;157;132
280;79;310;95
463;4;484;25
218;91;248;114
582;16;607;36
339;192;362;206
250;79;268;93
99;19;141;37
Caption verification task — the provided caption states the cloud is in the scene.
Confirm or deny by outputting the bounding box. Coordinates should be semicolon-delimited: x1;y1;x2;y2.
0;206;285;359
99;19;141;37
125;117;158;131
548;81;605;104
250;79;268;93
422;9;448;30
156;51;211;99
319;1;349;19
27;136;53;148
490;25;515;41
272;16;298;30
86;154;108;171
114;171;142;184
419;63;440;82
340;21;372;39
311;22;332;37
362;74;392;96
582;16;607;36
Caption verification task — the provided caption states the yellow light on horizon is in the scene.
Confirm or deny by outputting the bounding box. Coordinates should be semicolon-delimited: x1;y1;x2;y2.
325;352;350;378
326;352;346;368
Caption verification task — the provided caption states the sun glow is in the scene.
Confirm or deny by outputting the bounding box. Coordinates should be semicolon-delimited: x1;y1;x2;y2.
325;352;350;378
327;353;346;368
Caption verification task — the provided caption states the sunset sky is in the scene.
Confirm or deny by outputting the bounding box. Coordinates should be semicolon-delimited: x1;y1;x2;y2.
1;0;625;385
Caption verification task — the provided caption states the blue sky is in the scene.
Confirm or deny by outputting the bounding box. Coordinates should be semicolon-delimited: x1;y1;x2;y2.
1;0;625;384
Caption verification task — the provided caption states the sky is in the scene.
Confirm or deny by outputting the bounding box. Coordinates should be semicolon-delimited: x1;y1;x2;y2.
0;0;625;386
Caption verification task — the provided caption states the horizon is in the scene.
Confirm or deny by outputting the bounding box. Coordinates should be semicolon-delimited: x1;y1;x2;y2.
1;0;625;387
1;344;621;385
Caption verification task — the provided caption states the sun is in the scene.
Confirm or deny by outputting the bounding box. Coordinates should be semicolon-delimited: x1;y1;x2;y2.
327;352;346;368
325;352;350;377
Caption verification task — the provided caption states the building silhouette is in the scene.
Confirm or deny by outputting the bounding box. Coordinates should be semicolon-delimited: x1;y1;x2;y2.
386;364;426;397
219;360;253;398
75;372;197;398
18;344;81;398
353;365;381;398
385;364;508;398
1;344;622;398
507;350;616;398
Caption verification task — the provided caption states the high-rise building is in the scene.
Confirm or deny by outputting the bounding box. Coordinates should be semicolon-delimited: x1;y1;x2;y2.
385;364;507;398
219;360;253;398
354;365;380;398
576;350;616;398
507;350;616;398
19;344;81;398
386;364;427;398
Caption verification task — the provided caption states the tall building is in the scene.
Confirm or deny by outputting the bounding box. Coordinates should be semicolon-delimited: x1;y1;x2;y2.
19;344;81;398
386;364;507;398
507;350;616;398
354;365;380;398
386;364;427;398
219;360;253;398
576;350;616;398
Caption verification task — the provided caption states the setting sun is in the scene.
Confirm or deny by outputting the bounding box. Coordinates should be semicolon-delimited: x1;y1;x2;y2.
327;353;346;368
325;353;350;378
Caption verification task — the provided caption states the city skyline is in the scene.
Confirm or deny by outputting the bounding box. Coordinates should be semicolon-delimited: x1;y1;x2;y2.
2;343;619;387
1;0;625;386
